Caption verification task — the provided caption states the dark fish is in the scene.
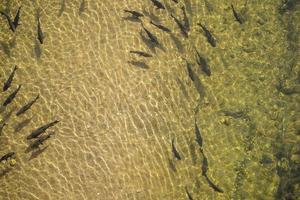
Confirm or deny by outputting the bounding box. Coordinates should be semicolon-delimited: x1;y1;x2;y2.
124;10;144;18
3;85;21;107
185;187;194;200
195;123;203;148
181;6;190;32
195;50;211;76
29;133;54;149
204;175;224;193
3;65;18;92
0;152;15;162
16;95;40;116
185;60;194;81
172;0;179;3
150;0;165;10
141;23;159;45
231;4;243;24
150;21;171;33
27;120;59;140
201;154;208;176
129;50;152;57
37;15;44;44
171;14;188;38
0;11;15;32
13;6;22;29
198;23;216;47
128;61;150;69
172;138;182;160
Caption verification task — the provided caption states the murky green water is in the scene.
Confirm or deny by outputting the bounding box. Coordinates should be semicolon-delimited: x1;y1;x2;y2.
0;0;299;199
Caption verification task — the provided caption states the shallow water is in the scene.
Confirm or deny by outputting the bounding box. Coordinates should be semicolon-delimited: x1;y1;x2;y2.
0;0;299;199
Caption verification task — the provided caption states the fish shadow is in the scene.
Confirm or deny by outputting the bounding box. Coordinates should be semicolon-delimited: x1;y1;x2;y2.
1;107;16;123
170;33;184;53
139;31;165;53
28;146;49;160
14;117;32;133
122;16;142;23
0;167;13;178
34;39;42;60
0;41;11;56
168;157;177;172
142;9;160;23
128;61;150;69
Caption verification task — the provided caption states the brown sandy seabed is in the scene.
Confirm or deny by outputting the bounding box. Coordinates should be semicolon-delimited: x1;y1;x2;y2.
0;0;299;199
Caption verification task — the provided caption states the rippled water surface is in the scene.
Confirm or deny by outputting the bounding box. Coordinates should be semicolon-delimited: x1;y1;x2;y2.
0;0;299;199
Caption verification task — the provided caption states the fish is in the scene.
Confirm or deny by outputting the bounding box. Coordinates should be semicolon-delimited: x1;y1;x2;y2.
172;138;182;160
129;50;152;57
195;50;211;76
172;0;179;3
201;154;208;176
27;120;59;140
150;0;165;10
13;6;22;29
141;23;159;45
198;23;216;47
231;4;243;24
16;94;40;116
37;15;44;44
204;175;224;193
29;132;54;149
181;6;190;32
3;65;18;92
3;85;21;107
150;21;171;33
0;152;15;162
124;10;144;18
185;187;194;200
185;60;194;81
0;11;15;32
195;122;203;148
170;14;188;38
